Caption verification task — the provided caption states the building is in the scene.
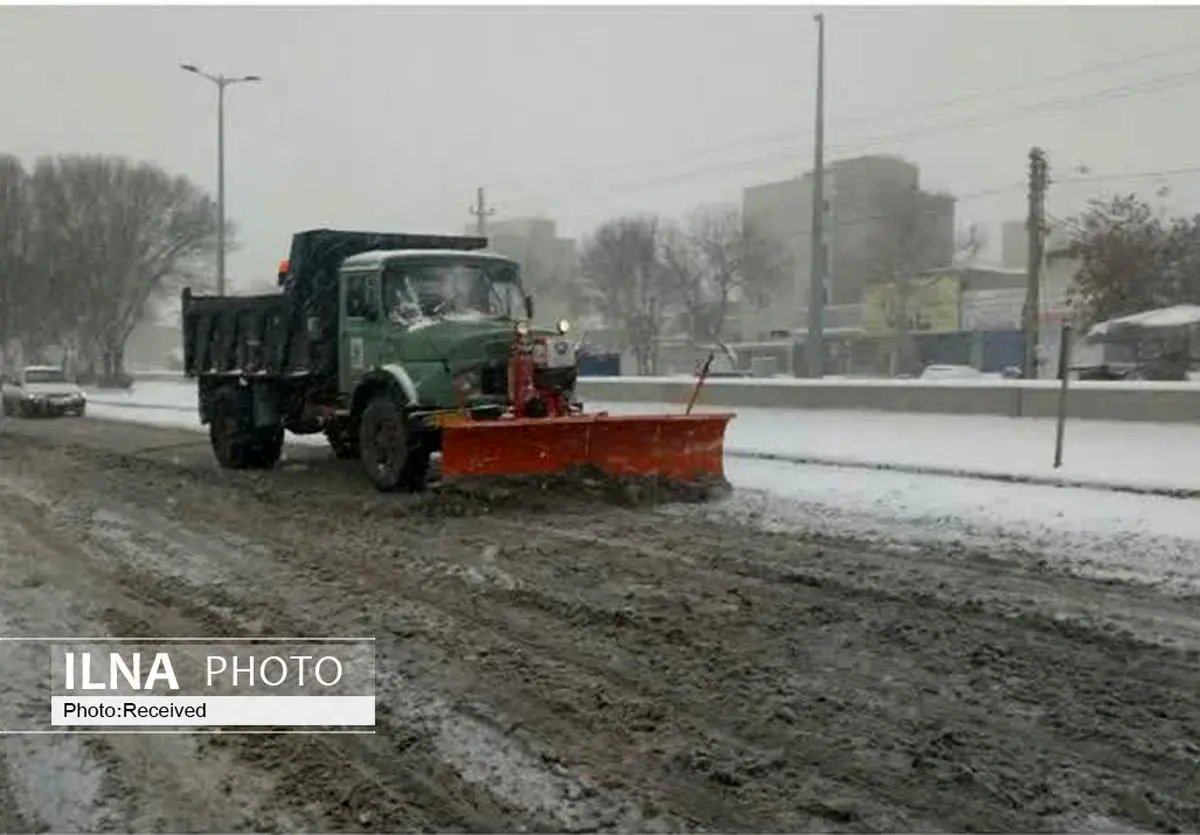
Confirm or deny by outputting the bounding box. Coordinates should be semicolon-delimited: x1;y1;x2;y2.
471;217;580;323
740;155;955;340
999;219;1071;271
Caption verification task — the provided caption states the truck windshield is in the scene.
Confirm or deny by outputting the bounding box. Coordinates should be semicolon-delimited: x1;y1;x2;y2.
25;368;67;384
382;262;522;319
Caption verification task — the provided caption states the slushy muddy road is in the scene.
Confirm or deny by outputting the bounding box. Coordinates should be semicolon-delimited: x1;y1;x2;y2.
2;415;1200;833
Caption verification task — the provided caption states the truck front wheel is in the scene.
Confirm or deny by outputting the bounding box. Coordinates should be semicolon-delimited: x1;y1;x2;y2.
209;387;283;470
358;396;429;492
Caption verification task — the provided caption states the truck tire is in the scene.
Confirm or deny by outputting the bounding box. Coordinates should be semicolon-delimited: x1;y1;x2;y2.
252;426;285;469
209;387;283;470
358;395;429;492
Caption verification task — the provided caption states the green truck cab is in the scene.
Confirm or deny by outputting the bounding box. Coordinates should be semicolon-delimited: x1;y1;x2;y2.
181;228;579;491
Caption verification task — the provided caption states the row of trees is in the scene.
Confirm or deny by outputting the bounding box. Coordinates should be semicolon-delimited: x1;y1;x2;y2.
0;154;222;383
573;186;983;375
571;188;1200;377
574;208;789;374
1067;193;1200;327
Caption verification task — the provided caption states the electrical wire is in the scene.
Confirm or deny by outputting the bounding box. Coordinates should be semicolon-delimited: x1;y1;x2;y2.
496;68;1200;212
496;39;1200;198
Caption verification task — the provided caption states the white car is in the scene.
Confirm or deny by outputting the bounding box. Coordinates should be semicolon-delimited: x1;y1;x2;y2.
1;365;87;418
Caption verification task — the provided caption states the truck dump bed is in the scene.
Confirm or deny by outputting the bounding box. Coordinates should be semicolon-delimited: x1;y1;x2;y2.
182;228;488;384
181;289;305;378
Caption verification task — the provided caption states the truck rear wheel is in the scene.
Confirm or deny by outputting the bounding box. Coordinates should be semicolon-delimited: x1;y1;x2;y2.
358;396;429;492
210;387;283;470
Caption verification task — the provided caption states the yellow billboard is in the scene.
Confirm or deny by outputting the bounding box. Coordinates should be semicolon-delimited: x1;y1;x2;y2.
863;273;960;336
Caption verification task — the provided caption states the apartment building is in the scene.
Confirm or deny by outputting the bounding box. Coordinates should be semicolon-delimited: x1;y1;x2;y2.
740;155;955;338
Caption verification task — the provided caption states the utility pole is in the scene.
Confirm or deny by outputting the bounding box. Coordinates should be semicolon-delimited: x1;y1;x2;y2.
180;63;261;296
1022;147;1049;379
469;186;495;238
805;12;827;379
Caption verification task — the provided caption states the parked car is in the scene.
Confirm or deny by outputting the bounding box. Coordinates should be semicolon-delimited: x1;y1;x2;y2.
1;365;87;418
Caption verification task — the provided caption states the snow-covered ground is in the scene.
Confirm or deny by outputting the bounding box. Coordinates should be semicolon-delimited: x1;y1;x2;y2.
83;379;1200;594
698;457;1200;594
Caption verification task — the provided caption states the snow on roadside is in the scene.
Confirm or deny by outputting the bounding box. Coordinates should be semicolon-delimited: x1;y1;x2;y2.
85;386;326;447
703;458;1200;595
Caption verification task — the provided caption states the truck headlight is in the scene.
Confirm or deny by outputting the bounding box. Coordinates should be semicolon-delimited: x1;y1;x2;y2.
556;319;570;335
515;321;530;336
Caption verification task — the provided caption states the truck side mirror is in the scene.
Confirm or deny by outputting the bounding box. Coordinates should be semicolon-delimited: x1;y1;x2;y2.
524;294;534;320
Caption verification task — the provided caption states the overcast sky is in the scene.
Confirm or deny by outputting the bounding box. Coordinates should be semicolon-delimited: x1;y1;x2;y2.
4;5;1200;291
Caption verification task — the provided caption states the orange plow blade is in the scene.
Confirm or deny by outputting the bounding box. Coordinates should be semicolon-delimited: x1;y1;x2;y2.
587;414;733;480
440;416;599;478
439;413;734;482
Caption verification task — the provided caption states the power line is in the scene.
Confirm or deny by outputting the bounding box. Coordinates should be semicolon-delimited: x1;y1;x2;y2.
837;40;1200;128
1055;163;1200;186
831;69;1200;156
499;68;1200;211
496;41;1200;206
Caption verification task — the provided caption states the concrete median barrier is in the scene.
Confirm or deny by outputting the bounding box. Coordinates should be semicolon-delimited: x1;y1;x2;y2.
576;376;1200;423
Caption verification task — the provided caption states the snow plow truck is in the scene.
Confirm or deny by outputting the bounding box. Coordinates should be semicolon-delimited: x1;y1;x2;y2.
181;228;733;492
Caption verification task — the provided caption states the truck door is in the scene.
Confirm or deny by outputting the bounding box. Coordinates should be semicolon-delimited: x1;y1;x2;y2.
339;269;383;393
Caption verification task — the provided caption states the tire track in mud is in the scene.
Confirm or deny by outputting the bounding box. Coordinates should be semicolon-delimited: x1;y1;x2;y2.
0;447;670;833
5;419;1200;832
30;444;843;829
0;482;326;833
376;518;1200;833
0;479;514;833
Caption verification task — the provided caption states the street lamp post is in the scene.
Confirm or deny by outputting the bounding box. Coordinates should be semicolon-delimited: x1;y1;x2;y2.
180;63;261;296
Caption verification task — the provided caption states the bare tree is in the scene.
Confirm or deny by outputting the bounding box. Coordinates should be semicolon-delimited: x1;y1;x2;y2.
865;186;958;375
0;155;31;366
27;155;221;383
660;207;749;344
580;216;666;374
954;223;988;266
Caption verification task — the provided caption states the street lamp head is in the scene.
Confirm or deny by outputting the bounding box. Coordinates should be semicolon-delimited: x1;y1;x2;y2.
180;63;200;74
241;75;262;83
